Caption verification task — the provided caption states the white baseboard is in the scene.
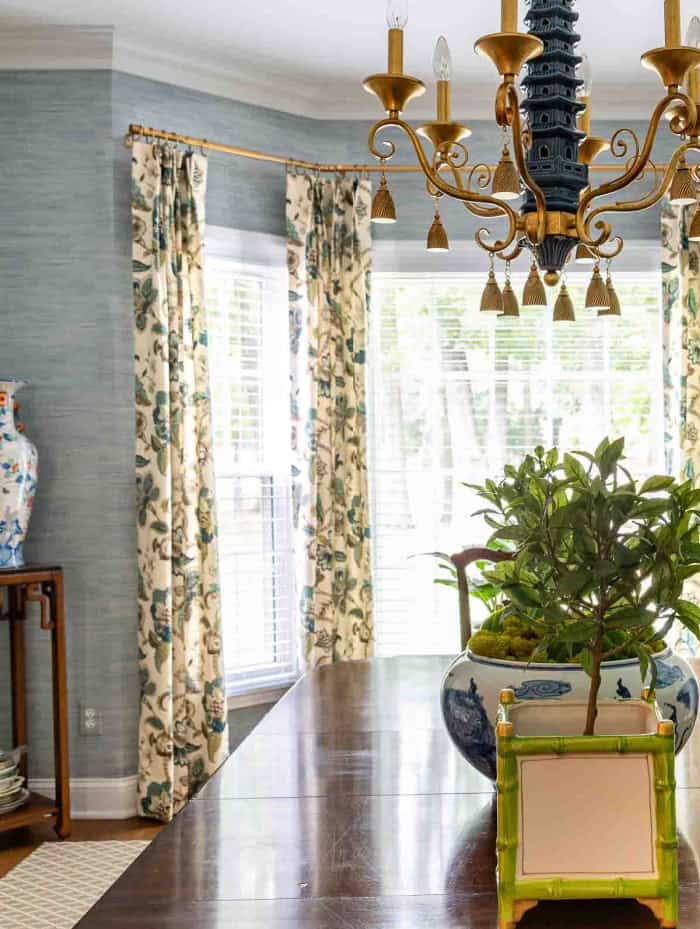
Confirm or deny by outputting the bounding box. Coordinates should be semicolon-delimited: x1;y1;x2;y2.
28;775;138;820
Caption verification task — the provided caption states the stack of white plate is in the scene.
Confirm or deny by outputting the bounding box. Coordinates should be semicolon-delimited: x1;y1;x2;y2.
0;748;29;815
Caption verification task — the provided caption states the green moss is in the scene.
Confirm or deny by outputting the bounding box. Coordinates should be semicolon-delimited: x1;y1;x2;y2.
469;618;667;664
469;629;511;660
509;635;537;659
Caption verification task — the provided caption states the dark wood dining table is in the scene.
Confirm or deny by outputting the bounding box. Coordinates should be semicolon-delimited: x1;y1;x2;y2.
78;656;700;928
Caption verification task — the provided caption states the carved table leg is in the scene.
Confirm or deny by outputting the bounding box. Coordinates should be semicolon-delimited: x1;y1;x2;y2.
47;575;71;838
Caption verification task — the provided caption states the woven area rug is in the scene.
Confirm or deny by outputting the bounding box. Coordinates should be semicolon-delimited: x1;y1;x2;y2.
0;840;150;928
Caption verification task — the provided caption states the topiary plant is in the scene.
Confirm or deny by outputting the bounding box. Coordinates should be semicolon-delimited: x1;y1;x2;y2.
468;438;700;735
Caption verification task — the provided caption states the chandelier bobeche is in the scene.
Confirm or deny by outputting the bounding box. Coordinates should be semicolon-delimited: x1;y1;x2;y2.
363;0;700;320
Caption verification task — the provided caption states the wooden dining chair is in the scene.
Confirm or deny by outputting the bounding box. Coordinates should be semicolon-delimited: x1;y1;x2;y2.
450;547;515;650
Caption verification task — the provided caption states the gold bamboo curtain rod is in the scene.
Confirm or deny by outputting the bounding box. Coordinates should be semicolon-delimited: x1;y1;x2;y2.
125;123;668;175
126;123;414;174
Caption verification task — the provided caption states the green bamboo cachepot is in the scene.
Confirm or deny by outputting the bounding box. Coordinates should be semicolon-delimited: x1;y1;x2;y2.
495;688;678;929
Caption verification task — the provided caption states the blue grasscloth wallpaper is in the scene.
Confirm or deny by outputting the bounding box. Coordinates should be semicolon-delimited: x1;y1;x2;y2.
0;67;670;779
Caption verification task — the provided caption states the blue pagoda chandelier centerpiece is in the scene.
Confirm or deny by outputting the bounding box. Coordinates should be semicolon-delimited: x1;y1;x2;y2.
363;0;700;319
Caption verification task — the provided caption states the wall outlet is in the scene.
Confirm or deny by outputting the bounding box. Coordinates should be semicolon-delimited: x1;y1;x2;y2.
79;704;103;737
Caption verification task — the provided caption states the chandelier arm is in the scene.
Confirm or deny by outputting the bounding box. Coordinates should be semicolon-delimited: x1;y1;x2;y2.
577;92;695;243
498;242;524;262
368;118;520;253
504;84;546;245
438;159;504;219
613;128;642;172
596;236;625;261
581;141;698;242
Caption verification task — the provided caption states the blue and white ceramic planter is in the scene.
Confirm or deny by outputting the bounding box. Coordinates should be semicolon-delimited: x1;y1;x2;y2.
441;646;698;780
0;379;38;568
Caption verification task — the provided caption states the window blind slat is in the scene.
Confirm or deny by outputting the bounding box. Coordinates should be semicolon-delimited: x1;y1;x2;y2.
369;271;665;658
206;258;297;695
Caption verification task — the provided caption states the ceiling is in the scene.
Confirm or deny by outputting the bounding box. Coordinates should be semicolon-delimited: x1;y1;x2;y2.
0;0;690;118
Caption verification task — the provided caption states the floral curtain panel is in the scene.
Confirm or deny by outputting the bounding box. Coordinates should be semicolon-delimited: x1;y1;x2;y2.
287;173;374;668
662;198;700;643
661;199;700;482
131;142;227;822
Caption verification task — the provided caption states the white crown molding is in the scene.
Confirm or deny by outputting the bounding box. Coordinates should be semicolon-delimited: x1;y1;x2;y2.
0;26;113;70
113;36;329;118
110;36;668;122
28;775;138;820
0;27;669;122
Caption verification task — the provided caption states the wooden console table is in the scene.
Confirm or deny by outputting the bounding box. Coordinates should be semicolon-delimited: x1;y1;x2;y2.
0;565;70;838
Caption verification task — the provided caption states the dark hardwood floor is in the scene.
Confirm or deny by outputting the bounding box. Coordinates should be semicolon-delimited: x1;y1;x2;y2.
43;657;700;927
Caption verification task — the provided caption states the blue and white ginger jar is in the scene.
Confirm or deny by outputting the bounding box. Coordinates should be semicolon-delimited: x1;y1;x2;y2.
0;379;38;568
441;647;698;781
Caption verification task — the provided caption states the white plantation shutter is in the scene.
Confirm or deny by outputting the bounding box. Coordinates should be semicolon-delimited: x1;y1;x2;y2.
206;256;297;694
368;271;665;656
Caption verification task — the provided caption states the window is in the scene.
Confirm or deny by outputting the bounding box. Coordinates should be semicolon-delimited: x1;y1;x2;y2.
368;271;664;657
206;255;296;695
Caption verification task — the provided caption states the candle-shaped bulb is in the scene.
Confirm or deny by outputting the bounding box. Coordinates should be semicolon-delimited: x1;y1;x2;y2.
687;15;700;46
386;0;408;28
433;35;452;81
578;53;593;96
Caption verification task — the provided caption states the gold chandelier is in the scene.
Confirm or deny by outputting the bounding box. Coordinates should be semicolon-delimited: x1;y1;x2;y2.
363;0;700;320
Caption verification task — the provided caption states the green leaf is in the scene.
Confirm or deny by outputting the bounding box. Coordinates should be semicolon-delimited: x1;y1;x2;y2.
613;542;642;568
502;583;542;610
681;542;700;561
543;603;573;625
676;598;700;622
553;621;598;643
549;500;583;528
640;475;676;494
607;606;656;629
632;498;672;518
530;637;556;662
676;599;700;640
593;560;617;581
648;652;658;693
633;644;650;686
579;648;594;677
594;437;610;459
599;437;625;478
563;453;588;484
558;568;593;596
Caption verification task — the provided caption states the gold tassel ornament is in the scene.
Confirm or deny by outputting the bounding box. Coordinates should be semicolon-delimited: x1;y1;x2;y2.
585;263;610;310
599;270;622;317
669;157;697;207
522;261;547;308
492;143;521;201
553;282;576;322
371;173;397;223
481;264;503;313
426;209;449;251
